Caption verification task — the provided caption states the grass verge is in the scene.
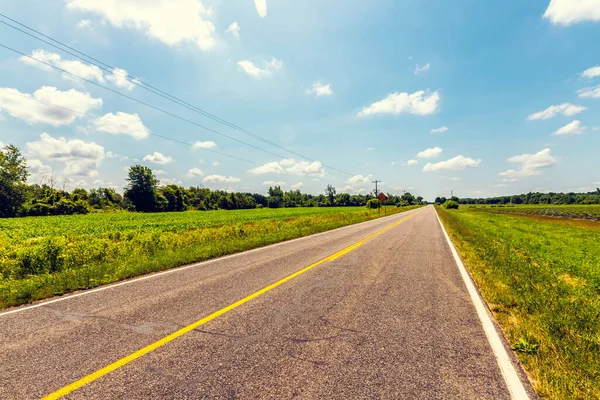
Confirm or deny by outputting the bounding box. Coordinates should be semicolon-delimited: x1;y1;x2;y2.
437;207;600;399
0;206;419;309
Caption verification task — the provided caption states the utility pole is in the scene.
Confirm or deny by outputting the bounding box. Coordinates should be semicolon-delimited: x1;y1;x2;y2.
372;180;381;197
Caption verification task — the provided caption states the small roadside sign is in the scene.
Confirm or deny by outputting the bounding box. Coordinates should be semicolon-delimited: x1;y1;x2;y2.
377;192;388;203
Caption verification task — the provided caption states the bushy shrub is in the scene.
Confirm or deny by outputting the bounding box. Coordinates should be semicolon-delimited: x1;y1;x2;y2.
366;199;380;209
443;200;459;209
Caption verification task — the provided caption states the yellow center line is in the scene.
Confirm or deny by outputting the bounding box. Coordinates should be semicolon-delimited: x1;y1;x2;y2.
42;208;424;399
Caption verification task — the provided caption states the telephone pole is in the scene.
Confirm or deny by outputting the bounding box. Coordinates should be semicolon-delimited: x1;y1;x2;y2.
372;180;381;197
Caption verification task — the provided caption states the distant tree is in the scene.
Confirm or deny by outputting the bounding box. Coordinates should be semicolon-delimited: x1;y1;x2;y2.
335;192;350;206
325;184;336;206
434;197;442;204
267;186;284;208
450;196;459;203
124;165;159;212
416;196;423;204
160;185;187;211
401;192;415;205
0;144;29;217
366;198;380;209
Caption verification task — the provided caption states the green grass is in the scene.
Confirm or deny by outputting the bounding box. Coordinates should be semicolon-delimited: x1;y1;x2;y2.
0;206;418;309
437;207;600;399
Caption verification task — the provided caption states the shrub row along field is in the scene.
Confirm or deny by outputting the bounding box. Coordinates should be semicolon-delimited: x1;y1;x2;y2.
0;205;418;309
464;204;600;220
437;207;600;399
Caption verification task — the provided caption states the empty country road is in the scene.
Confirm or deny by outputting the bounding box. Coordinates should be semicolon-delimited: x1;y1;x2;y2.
0;206;535;399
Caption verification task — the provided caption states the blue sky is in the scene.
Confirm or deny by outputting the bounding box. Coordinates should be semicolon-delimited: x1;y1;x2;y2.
0;0;599;201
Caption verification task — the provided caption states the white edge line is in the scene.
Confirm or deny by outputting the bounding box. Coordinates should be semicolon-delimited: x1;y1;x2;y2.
434;208;530;400
1;207;421;317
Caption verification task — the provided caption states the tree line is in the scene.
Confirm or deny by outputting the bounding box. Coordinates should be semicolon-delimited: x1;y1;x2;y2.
0;144;423;218
435;190;600;206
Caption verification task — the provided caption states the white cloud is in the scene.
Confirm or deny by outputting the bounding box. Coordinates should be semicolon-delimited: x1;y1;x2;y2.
291;182;304;189
254;0;267;17
365;147;375;151
225;22;240;38
554;120;586;135
105;151;129;161
357;90;440;117
414;63;430;74
451;177;461;181
582;65;600;79
27;159;52;174
187;167;204;177
285;161;325;176
160;177;183;186
203;175;240;183
20;49;105;83
493;183;509;188
249;159;325;177
348;174;371;186
527;103;587;120
417;146;443;159
423;155;482;172
154;169;167;175
431;126;448;133
212;161;220;166
0;86;102;126
106;68;136;91
143;151;173;164
26;132;104;176
77;19;92;29
237;57;282;78
262;180;285;186
577;85;600;98
192;140;217;149
66;0;216;50
406;159;418;166
543;0;600;25
305;81;334;97
94;112;150;139
499;148;557;178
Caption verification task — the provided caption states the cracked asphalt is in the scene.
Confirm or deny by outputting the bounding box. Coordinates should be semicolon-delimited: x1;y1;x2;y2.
0;206;535;399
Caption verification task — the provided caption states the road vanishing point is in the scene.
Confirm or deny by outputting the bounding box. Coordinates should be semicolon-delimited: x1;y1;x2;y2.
1;206;536;399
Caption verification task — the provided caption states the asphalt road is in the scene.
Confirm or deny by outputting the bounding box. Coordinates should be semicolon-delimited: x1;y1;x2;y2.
0;206;535;399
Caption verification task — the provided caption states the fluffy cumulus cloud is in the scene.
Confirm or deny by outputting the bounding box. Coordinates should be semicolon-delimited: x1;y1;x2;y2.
65;0;216;50
406;159;418;166
249;159;325;177
203;175;240;183
577;85;600;98
527;103;587;120
254;0;267;17
0;86;102;126
237;58;283;78
262;180;285;186
93;112;150;139
26;133;105;176
305;82;334;97
348;174;371;186
192;140;217;149
187;167;204;177
77;19;92;29
431;126;448;133
357;90;440;117
225;22;240;38
543;0;600;25
414;63;430;74
582;65;600;79
499;148;557;178
106;68;136;91
20;49;104;83
143;151;173;164
423;155;481;172
291;182;304;189
554;120;586;135
27;159;52;174
417;146;443;159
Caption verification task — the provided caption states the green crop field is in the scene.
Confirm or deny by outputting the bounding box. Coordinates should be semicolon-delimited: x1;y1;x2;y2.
0;205;418;309
437;207;600;399
463;204;600;220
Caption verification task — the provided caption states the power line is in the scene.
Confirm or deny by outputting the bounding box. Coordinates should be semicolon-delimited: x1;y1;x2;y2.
0;14;354;177
5;90;257;165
